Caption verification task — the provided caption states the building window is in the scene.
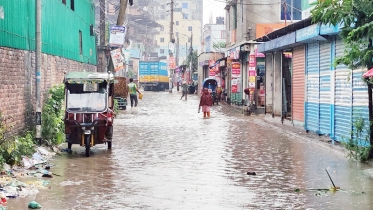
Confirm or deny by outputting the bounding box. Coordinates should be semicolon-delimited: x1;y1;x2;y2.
160;26;164;31
221;30;226;39
175;21;179;25
176;32;179;37
182;3;188;9
160;38;164;42
188;26;192;31
70;0;74;11
183;14;188;19
160;49;165;54
62;0;66;4
160;4;165;9
281;0;302;20
79;30;82;55
233;5;237;29
160;15;165;19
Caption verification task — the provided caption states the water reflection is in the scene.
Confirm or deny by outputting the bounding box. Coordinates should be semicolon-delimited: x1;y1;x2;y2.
5;91;373;209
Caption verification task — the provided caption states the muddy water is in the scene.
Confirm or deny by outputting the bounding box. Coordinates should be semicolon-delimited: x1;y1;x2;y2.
6;91;373;209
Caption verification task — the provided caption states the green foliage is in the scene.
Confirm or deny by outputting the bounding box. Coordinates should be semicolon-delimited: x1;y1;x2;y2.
183;50;198;72
311;0;373;70
342;117;372;162
0;131;35;166
213;42;226;51
41;85;65;146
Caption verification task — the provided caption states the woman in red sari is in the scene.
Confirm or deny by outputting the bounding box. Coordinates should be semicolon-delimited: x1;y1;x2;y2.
199;88;213;118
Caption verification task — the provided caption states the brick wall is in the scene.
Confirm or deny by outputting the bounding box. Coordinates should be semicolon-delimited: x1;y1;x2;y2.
0;47;96;133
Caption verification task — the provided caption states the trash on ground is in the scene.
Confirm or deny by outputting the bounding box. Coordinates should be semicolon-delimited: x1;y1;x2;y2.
246;172;256;175
28;201;42;209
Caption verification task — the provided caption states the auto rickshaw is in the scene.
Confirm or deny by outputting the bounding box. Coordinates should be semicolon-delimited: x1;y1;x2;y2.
202;78;220;105
64;71;115;157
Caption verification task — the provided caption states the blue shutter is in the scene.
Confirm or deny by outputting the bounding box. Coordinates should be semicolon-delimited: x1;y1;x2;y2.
319;41;331;135
352;69;369;145
305;42;320;133
334;38;352;141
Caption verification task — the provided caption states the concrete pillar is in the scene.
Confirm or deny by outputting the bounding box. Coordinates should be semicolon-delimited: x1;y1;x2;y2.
273;52;282;116
265;53;273;113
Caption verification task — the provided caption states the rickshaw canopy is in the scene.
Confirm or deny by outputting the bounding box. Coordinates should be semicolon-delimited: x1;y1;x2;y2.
64;72;115;84
202;78;218;87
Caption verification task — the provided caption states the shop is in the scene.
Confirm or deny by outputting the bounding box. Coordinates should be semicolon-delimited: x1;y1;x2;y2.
258;32;299;118
257;20;369;142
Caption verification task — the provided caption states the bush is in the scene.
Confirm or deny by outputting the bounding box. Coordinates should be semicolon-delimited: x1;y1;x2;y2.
0;111;36;167
41;85;65;146
0;132;35;166
342;117;372;162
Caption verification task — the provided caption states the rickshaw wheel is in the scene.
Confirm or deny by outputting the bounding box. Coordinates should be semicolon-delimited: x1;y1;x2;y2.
107;141;112;149
85;135;90;157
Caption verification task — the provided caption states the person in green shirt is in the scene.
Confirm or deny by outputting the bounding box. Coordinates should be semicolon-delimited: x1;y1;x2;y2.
127;78;141;108
180;81;188;100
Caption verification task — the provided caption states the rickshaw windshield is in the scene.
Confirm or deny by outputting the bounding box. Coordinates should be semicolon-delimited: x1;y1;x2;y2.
66;83;108;112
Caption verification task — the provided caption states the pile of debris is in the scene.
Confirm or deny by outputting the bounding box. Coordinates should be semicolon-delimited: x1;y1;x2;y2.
0;146;58;207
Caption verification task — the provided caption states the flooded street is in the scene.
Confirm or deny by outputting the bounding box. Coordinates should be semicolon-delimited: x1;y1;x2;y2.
7;90;373;209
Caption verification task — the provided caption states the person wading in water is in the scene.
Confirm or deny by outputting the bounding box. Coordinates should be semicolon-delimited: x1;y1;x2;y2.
199;87;213;118
127;78;141;108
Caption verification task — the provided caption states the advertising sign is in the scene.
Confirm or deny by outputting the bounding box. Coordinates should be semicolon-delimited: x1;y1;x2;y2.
110;49;125;72
169;57;176;69
231;79;238;93
209;60;220;77
231;62;241;78
231;78;241;93
248;54;256;89
109;25;126;47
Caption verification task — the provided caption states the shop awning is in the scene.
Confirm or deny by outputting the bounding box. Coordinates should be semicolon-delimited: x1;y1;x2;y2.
209;57;225;69
363;68;373;78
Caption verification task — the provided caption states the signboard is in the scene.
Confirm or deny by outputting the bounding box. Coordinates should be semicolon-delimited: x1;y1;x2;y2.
231;78;239;93
169;57;176;69
109;25;126;47
248;54;256;89
295;24;320;42
209;60;219;77
110;49;125;72
231;62;241;78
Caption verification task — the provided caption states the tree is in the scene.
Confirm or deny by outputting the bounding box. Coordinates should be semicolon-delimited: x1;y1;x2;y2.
311;0;373;158
183;50;198;72
311;0;373;70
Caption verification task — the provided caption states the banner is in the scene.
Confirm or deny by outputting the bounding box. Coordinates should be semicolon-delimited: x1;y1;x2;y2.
231;62;241;78
248;54;256;89
109;25;126;47
110;49;125;72
209;60;219;76
169;57;176;69
231;78;241;93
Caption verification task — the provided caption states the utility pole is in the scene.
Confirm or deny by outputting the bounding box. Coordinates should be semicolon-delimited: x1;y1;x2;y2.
169;0;174;93
176;36;179;66
117;0;129;77
99;0;106;72
117;0;129;26
189;31;193;82
35;0;42;145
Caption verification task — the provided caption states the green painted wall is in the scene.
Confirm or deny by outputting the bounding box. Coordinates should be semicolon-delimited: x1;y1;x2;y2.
0;0;96;64
302;0;317;10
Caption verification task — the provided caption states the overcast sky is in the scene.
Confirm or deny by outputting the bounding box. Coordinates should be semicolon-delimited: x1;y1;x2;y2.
203;0;226;25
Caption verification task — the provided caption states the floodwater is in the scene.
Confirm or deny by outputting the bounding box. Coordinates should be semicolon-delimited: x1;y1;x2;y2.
6;90;373;209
